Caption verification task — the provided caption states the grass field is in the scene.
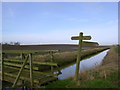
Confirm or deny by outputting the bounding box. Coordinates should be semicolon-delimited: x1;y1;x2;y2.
2;44;79;50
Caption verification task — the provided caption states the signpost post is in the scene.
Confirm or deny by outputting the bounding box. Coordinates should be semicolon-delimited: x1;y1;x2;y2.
71;32;98;84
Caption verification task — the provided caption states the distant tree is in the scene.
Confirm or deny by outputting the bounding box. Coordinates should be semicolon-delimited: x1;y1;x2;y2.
14;42;20;45
10;42;14;45
2;42;20;45
4;42;9;45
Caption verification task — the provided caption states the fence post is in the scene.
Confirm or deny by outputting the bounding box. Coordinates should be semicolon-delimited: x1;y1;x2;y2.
12;55;29;88
2;53;5;81
49;51;62;75
49;51;54;73
20;53;25;60
20;53;23;60
74;32;83;82
21;53;25;60
29;53;33;88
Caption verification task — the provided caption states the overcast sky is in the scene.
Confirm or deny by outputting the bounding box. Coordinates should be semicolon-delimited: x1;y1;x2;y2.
2;2;118;45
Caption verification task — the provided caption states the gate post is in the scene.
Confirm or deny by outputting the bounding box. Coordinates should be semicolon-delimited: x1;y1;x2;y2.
29;53;33;88
12;55;29;88
49;51;54;73
2;53;5;81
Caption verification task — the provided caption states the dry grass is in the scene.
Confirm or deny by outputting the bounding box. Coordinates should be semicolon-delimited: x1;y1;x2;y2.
79;46;118;83
102;47;118;66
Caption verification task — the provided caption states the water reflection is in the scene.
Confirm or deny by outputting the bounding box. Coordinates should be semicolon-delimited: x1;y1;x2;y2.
58;50;109;80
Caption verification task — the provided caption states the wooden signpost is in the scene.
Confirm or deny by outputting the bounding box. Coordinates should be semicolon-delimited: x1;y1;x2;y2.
71;35;91;40
82;41;99;46
71;32;98;83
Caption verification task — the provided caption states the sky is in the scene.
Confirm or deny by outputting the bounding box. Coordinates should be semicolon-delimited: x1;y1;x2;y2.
2;2;118;45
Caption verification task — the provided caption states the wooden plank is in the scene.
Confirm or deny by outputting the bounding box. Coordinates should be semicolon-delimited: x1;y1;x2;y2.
82;41;99;46
4;59;58;66
83;36;91;40
4;72;39;84
71;36;80;40
4;66;58;77
71;36;91;40
3;50;59;54
4;72;57;85
4;62;39;70
33;62;57;66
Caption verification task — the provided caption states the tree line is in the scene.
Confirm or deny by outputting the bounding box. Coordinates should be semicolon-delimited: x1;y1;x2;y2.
0;42;20;45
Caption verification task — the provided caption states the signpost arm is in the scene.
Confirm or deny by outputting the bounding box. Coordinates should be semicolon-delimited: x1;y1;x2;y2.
74;32;83;82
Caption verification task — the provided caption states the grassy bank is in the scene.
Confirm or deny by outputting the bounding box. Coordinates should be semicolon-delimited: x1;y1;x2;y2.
32;47;109;65
43;46;119;88
35;47;109;71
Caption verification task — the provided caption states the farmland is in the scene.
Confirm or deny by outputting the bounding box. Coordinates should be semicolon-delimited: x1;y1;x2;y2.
2;44;111;88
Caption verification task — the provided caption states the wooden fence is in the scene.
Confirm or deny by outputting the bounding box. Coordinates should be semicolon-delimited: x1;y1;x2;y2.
2;51;61;88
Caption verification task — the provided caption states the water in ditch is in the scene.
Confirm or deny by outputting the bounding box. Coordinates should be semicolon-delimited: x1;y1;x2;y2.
56;49;109;80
